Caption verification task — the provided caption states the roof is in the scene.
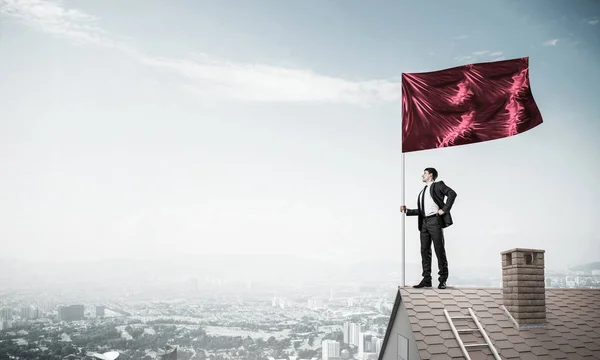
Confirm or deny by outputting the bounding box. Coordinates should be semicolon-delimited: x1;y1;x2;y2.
87;351;119;360
379;287;600;360
158;345;178;356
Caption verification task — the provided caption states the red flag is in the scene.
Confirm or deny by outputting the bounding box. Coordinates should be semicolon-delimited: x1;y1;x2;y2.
401;57;543;153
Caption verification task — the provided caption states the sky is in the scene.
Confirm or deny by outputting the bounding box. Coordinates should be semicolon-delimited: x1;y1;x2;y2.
1;0;599;277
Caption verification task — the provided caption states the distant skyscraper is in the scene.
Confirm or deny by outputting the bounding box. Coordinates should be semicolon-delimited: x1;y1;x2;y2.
19;307;38;320
343;322;350;344
30;308;39;320
38;300;55;312
375;338;384;356
349;323;363;346
358;332;371;354
370;336;379;353
0;307;13;320
358;333;366;353
96;306;106;317
58;305;84;321
321;340;340;360
359;333;377;354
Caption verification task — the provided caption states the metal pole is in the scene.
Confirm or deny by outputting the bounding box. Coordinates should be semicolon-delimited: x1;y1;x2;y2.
400;83;406;287
400;152;406;287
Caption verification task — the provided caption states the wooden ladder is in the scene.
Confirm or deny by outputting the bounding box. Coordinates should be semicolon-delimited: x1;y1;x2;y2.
443;307;501;360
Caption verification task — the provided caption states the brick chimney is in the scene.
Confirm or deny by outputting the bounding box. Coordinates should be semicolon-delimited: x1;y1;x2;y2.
501;248;546;327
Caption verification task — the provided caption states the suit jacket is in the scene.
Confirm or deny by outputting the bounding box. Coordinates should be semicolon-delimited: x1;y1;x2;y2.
406;181;457;231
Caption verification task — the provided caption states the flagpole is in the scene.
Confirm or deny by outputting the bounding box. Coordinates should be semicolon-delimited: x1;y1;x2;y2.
400;151;406;287
400;84;406;288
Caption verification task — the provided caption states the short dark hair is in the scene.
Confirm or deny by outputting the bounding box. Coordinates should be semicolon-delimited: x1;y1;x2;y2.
424;167;438;180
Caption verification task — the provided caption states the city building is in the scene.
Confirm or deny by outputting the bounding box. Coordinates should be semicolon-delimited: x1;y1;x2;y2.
374;338;383;356
321;340;340;360
58;305;84;321
158;345;178;360
0;307;12;320
349;322;363;346
87;351;119;360
358;333;368;353
38;300;55;312
378;248;600;360
29;307;39;319
343;322;350;344
96;305;106;318
19;307;28;319
308;298;323;309
359;332;380;355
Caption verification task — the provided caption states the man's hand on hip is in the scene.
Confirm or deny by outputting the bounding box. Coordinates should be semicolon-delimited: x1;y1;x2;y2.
438;209;445;215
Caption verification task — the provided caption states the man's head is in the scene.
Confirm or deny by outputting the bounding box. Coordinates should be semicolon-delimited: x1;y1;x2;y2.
422;167;438;183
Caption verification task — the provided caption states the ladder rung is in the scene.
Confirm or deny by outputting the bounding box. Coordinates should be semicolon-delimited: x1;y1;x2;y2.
464;343;488;348
457;328;478;333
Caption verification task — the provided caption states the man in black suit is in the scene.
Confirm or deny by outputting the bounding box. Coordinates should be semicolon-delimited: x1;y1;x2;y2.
400;168;457;289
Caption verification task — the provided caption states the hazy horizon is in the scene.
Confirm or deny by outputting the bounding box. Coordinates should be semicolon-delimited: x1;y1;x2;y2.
0;250;595;270
1;0;599;278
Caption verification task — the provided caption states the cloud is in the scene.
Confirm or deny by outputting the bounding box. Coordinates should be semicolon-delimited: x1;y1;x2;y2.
454;50;505;64
543;38;559;46
582;16;599;25
453;55;473;63
453;35;469;40
472;50;503;58
0;0;132;52
0;0;399;105
487;52;505;61
141;55;401;105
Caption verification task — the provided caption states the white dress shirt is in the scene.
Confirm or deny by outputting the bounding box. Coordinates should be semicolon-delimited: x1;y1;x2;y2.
421;181;440;216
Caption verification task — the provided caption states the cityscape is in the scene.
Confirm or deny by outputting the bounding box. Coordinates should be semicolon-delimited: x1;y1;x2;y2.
1;260;599;359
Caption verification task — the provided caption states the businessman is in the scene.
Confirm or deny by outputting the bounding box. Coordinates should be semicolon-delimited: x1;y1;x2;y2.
400;168;457;289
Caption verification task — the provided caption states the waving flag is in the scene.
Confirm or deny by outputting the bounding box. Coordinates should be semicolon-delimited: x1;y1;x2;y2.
401;57;543;153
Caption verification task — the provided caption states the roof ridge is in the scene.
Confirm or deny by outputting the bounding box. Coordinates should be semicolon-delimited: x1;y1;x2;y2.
398;286;600;291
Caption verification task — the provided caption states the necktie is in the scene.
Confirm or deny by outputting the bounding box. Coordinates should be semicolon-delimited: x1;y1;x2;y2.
420;185;427;216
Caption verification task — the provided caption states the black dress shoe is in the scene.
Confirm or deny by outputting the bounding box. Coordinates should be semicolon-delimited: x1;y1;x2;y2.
413;280;432;288
438;282;447;289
